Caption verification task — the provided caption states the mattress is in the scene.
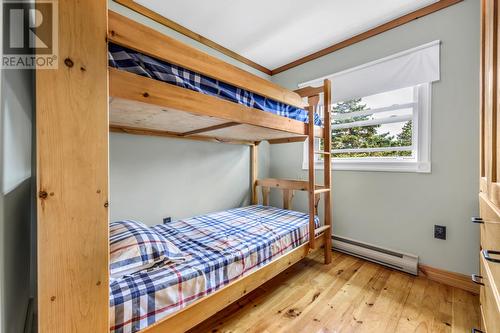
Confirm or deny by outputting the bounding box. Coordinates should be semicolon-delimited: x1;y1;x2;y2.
108;43;323;127
109;205;320;333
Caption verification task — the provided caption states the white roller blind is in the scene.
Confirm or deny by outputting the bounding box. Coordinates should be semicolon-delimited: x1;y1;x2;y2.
299;40;440;103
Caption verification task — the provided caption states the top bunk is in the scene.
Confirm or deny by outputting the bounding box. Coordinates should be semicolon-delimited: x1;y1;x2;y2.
107;11;326;145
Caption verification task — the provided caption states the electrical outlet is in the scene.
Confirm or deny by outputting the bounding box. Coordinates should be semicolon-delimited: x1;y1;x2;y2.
434;225;446;240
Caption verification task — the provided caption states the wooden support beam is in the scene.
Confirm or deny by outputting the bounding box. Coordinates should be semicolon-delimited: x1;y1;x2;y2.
307;97;318;250
261;187;270;206
314;225;331;236
251;145;258;205
36;0;109;331
282;189;294;210
294;86;323;98
271;0;464;74
323;79;333;264
109;68;314;136
268;136;307;144
255;178;326;191
181;122;240;136
110;125;254;146
314;194;321;216
308;95;320;107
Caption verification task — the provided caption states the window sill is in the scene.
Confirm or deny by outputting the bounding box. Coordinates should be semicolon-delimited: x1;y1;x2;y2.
303;160;431;173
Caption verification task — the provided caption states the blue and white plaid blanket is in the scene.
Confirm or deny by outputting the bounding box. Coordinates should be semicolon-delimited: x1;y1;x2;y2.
108;43;322;126
109;205;320;333
109;220;184;278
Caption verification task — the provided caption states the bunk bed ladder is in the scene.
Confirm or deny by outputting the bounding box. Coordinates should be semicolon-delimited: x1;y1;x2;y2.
307;79;332;264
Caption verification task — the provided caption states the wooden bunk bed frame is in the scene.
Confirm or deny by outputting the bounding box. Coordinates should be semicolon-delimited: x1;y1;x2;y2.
108;11;326;145
36;4;333;333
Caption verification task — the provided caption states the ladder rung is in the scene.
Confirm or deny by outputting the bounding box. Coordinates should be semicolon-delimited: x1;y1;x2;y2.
313;151;331;155
314;188;330;194
314;225;331;235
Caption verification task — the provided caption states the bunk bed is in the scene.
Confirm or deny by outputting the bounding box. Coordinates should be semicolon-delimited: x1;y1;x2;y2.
36;7;333;332
105;11;333;333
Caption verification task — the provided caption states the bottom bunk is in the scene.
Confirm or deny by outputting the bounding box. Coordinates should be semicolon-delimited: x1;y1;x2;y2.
110;205;323;333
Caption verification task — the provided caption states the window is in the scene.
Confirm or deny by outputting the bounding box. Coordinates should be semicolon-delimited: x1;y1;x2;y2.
304;83;431;173
300;41;439;173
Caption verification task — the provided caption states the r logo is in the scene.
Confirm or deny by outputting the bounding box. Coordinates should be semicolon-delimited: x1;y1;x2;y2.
4;2;53;54
2;1;58;68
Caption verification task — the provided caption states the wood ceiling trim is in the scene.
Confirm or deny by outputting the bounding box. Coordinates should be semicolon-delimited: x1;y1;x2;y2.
114;0;272;75
271;0;464;75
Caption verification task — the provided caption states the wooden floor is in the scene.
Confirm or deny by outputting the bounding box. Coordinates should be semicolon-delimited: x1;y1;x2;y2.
190;251;480;333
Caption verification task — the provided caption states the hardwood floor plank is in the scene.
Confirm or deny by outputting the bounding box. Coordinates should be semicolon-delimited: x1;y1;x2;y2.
357;270;414;333
451;288;481;333
428;281;453;333
245;255;356;333
394;277;452;332
336;266;392;332
276;261;379;332
273;258;363;332
200;253;357;333
190;252;480;333
393;276;430;332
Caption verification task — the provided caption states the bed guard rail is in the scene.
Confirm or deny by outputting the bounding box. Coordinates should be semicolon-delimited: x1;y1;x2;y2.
254;178;326;211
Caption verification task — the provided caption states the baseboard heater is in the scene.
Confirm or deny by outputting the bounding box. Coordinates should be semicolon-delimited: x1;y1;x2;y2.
332;235;419;275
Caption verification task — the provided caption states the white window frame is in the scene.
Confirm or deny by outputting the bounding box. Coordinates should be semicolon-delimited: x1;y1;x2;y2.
303;83;432;173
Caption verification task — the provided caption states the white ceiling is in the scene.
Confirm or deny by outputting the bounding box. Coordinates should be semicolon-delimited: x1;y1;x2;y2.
134;0;439;70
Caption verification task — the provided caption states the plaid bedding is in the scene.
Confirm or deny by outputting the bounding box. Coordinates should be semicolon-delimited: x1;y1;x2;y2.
109;220;184;278
108;43;323;126
109;205;320;333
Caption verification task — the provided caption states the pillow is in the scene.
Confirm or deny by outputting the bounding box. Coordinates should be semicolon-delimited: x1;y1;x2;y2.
109;220;184;278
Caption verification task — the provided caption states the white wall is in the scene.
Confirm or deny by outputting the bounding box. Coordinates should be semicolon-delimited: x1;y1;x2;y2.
109;1;270;225
270;0;480;275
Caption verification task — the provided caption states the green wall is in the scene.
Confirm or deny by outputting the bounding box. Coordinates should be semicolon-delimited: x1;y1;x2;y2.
110;0;481;275
1;62;34;333
270;0;480;275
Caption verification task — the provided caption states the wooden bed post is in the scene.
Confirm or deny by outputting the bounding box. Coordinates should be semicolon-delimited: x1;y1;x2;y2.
36;0;109;332
323;79;333;264
307;96;319;250
306;83;332;263
283;189;294;210
251;144;258;204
